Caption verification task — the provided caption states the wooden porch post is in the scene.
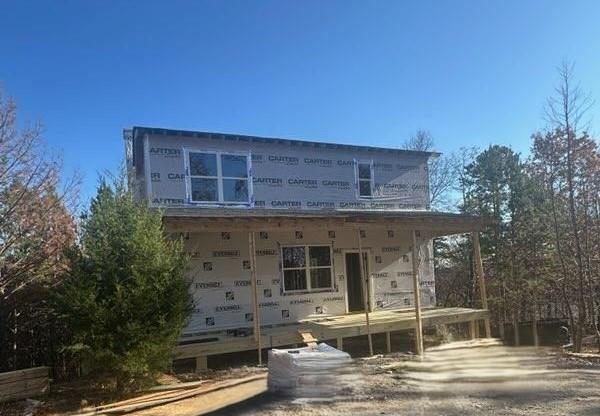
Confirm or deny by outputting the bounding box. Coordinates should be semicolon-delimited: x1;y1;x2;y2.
357;229;373;356
532;308;539;347
248;231;262;365
411;230;424;356
472;232;491;338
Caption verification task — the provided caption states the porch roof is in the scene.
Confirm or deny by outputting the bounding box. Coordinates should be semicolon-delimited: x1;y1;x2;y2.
162;208;490;236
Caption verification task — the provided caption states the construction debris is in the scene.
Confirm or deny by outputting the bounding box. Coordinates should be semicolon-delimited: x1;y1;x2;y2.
73;373;267;416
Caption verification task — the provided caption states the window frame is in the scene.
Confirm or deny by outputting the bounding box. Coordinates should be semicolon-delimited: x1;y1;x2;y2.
184;148;253;205
280;244;334;294
355;159;375;199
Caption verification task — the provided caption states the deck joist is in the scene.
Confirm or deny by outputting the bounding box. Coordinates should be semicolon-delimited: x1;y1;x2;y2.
174;307;489;361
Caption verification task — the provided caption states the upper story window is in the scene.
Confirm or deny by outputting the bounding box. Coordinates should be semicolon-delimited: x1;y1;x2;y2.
281;245;333;293
356;160;374;198
187;151;251;204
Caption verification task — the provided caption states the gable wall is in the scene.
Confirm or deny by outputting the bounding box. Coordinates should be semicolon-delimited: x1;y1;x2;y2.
144;133;430;210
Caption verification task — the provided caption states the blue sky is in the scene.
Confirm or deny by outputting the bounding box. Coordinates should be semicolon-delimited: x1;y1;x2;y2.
2;1;599;203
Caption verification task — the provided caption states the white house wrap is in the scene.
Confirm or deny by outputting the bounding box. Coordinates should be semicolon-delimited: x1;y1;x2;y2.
124;127;440;338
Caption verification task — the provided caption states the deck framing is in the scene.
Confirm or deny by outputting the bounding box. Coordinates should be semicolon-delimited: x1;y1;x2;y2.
173;307;489;368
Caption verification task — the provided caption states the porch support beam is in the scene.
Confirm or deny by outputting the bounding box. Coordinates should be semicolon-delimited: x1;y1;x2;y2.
386;332;392;353
336;336;343;351
469;320;477;340
532;307;539;347
472;232;491;337
357;229;373;356
411;230;424;356
248;231;262;365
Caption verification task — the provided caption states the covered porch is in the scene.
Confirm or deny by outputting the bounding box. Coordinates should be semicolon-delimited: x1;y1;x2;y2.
165;209;492;370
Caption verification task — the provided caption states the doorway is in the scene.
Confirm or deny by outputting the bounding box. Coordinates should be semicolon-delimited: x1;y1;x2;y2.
345;252;369;312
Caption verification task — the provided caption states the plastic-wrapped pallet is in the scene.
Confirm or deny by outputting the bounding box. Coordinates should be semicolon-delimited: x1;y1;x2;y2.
267;343;355;398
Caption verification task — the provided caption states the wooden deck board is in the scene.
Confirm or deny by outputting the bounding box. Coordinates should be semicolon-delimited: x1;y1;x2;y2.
173;307;489;360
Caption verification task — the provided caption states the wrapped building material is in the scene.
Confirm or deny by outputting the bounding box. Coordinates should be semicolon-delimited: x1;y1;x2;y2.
267;343;356;398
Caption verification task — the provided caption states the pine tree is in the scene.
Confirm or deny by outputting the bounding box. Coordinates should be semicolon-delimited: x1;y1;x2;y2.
58;178;191;389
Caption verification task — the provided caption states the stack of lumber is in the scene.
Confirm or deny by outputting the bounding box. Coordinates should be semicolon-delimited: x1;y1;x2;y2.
75;373;267;416
0;366;50;403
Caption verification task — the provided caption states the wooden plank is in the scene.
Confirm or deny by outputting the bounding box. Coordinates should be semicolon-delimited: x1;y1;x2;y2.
411;230;424;356
248;231;262;365
469;320;476;339
195;356;207;372
386;332;392;353
0;378;49;403
174;308;490;359
472;232;491;337
357;228;373;356
145;380;207;392
513;314;520;346
134;375;268;416
532;309;539;347
0;367;49;384
75;374;267;416
298;330;318;347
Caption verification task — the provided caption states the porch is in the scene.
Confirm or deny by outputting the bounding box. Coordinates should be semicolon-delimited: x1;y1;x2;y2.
174;306;490;369
165;208;492;370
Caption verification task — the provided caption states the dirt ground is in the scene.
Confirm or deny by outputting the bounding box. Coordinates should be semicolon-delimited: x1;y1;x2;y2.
3;340;599;416
211;343;600;416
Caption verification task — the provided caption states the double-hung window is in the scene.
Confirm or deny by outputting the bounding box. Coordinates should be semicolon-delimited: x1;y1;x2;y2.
187;151;251;204
281;245;333;293
356;160;374;198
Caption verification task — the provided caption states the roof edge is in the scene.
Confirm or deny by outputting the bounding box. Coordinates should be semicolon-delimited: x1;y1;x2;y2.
130;126;441;157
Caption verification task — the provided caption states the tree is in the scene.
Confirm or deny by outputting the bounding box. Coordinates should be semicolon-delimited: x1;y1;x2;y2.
530;62;600;351
403;129;458;210
0;90;78;300
0;90;77;372
403;129;435;152
58;178;192;389
462;146;524;334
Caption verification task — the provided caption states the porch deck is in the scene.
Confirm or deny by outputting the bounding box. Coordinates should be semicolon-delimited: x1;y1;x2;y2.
174;307;489;368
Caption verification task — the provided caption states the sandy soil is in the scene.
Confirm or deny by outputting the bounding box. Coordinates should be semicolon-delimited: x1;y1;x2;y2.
211;343;600;416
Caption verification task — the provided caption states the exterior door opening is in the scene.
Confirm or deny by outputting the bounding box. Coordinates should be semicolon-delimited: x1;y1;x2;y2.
346;252;368;312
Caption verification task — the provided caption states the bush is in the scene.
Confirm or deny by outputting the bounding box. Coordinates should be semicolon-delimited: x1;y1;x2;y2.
58;178;191;389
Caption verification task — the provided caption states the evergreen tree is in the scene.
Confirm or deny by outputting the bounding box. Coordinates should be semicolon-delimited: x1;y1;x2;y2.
58;178;191;389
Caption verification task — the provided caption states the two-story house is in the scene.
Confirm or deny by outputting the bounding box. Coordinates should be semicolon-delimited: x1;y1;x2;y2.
124;126;490;370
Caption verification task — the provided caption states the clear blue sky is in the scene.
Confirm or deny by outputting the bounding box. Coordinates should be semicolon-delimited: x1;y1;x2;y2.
2;1;599;203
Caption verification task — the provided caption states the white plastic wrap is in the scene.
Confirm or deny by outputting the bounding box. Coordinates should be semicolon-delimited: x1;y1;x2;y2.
267;343;355;397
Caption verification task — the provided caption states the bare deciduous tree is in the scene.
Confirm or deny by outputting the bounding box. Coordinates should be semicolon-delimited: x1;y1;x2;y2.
403;129;459;210
0;90;78;300
535;61;600;351
403;129;435;152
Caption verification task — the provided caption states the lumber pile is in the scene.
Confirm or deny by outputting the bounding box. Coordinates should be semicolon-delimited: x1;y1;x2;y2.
74;373;267;416
0;366;50;403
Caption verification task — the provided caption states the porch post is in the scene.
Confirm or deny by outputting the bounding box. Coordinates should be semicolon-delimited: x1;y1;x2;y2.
248;231;262;365
472;232;491;337
532;307;539;347
411;230;424;356
357;228;374;356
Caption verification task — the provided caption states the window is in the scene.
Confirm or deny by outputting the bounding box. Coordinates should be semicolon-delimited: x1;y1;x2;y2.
356;161;374;198
281;245;333;293
187;151;251;204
